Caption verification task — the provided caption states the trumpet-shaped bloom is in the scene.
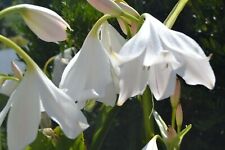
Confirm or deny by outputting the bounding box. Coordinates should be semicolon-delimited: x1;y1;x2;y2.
142;136;158;150
60;22;125;108
17;4;70;42
0;67;88;150
117;13;215;105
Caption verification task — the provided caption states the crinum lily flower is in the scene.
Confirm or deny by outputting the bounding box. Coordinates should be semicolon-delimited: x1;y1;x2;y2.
117;13;215;105
0;4;71;42
60;21;125;108
0;36;88;150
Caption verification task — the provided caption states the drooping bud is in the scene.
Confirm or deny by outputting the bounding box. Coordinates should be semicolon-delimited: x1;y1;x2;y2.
170;79;181;108
117;2;140;34
176;104;183;128
87;0;122;15
18;4;71;42
11;61;23;79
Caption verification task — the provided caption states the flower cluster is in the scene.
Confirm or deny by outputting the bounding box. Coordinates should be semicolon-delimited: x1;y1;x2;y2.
0;1;215;150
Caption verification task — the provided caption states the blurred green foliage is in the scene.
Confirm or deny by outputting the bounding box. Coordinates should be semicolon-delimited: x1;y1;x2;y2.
0;0;225;150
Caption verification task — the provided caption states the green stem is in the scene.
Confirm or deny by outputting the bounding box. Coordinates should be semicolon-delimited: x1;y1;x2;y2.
171;107;176;129
0;35;37;71
90;106;120;150
121;11;140;23
164;0;189;29
91;14;113;37
140;87;154;142
0;5;23;19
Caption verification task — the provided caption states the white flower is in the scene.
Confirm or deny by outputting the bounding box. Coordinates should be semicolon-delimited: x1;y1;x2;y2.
117;13;215;105
60;22;125;108
0;67;88;150
142;135;158;150
17;4;71;42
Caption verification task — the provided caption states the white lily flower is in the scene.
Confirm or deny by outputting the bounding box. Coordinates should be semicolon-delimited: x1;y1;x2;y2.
142;135;158;150
16;4;70;42
117;13;215;105
60;22;125;108
0;67;88;150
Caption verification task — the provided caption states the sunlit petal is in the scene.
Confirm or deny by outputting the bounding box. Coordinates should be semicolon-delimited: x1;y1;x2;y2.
142;135;158;150
7;72;40;150
19;4;70;42
37;69;89;139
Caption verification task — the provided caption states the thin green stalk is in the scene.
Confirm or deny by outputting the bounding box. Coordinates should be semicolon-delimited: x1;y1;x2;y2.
90;106;120;150
0;35;37;70
171;107;176;129
164;0;189;29
0;5;24;19
121;11;140;23
140;87;154;142
91;14;113;37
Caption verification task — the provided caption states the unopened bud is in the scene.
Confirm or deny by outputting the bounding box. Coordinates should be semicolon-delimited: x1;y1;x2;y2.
176;104;183;127
87;0;122;15
170;79;181;108
117;2;139;34
11;61;23;79
167;126;177;142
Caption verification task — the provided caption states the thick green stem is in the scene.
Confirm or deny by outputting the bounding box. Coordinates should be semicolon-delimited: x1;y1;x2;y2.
171;107;176;128
140;87;154;142
0;35;37;71
90;106;120;150
164;0;189;29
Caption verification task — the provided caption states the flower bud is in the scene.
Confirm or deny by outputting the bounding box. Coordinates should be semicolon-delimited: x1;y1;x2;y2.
18;4;71;42
11;61;23;79
87;0;122;15
176;104;183;127
170;79;181;108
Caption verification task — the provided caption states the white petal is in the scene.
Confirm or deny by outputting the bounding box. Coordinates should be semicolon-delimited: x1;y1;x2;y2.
37;69;89;138
117;16;151;105
142;135;158;150
149;64;177;100
117;50;148;106
19;4;70;42
87;0;122;15
60;33;117;108
144;13;215;89
7;72;40;150
176;55;215;89
0;94;14;126
0;80;18;96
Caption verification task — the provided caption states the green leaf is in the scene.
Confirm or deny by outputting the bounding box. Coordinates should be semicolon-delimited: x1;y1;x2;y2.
153;110;168;139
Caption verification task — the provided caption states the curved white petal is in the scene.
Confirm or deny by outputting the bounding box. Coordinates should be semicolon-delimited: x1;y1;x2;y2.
37;69;89;139
117;49;148;106
0;93;14;126
144;13;215;89
117;15;151;105
0;80;18;96
142;135;158;150
60;32;117;108
19;4;70;42
7;72;40;150
87;0;122;15
148;64;176;100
